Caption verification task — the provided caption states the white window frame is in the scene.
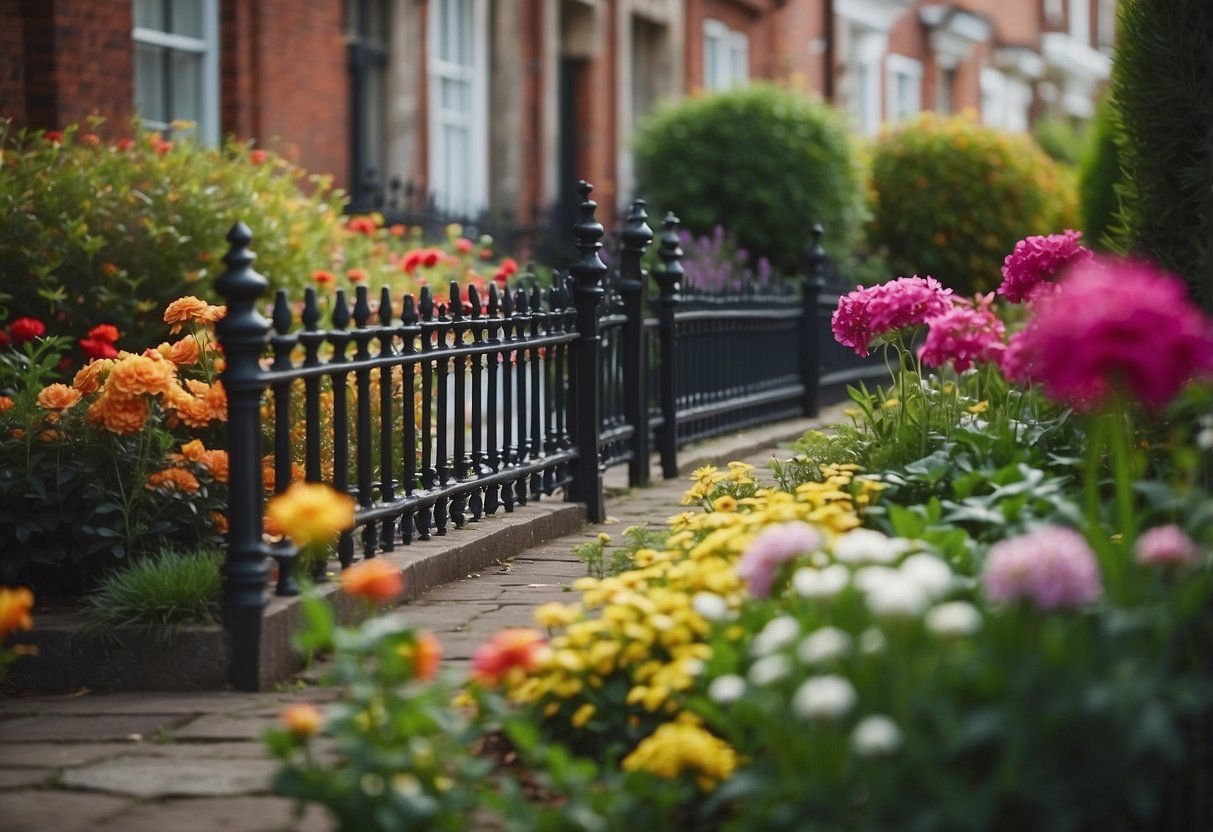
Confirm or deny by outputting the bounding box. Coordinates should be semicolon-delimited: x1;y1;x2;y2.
981;67;1006;128
1097;0;1116;48
885;54;922;123
703;18;748;91
1069;0;1090;45
849;29;886;137
131;0;220;145
426;0;489;217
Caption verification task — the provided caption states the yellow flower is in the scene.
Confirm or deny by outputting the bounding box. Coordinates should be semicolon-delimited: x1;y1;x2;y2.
0;586;34;636
967;400;990;414
534;602;577;629
882;397;900;409
621;721;738;790
265;482;355;547
571;702;596;728
281;703;323;739
711;495;737;512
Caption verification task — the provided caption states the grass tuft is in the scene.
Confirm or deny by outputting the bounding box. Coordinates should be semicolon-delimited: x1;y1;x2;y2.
84;548;222;636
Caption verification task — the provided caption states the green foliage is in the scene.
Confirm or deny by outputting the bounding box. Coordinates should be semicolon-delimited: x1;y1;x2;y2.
0;120;345;351
868;113;1077;295
1109;0;1213;304
83;548;222;634
633;83;867;274
1078;97;1123;250
1032;118;1084;166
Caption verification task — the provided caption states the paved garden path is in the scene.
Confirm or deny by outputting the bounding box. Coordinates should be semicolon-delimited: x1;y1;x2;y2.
0;410;842;832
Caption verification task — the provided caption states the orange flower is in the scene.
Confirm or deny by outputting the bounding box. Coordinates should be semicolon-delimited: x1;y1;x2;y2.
106;354;176;398
0;396;12;413
346;268;369;283
146;468;201;494
87;394;149;434
339;557;404;602
36;383;82;412
209;511;229;534
410;631;443;681
199;305;226;326
198;449;229;483
0;586;34;637
470;629;549;686
180;439;207;461
265;482;355;547
169;334;201;366
261;457;307;491
163;296;213;333
37;429;63;443
281;703;323;739
312;270;336;286
72;359;114;395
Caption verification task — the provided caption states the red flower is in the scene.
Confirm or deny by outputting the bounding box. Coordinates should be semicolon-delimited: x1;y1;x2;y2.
478;248;494;261
455;238;474;255
499;257;519;276
346;217;378;235
312;270;336;286
44;130;63;145
152;138;174;155
402;250;424;273
88;324;121;344
422;250;441;268
389;224;406;237
80;337;119;361
250;149;269;165
100;262;120;278
470;629;548;685
10;317;46;346
80;133;101;146
346;268;369;283
493;270;509;286
116;138;136;152
0;330;9;349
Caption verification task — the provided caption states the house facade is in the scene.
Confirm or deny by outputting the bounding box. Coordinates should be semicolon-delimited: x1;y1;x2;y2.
2;0;1113;242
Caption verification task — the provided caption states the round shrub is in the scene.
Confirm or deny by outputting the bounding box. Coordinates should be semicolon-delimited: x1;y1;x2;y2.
633;82;867;275
0;120;344;352
868;113;1076;295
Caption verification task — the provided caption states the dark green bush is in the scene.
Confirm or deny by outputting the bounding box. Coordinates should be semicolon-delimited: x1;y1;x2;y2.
633;83;867;274
1109;0;1213;304
1078;98;1121;250
1032;118;1084;166
868;113;1076;295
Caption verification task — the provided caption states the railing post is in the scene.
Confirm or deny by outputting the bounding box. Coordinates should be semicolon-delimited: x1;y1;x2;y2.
619;198;654;488
652;212;683;480
567;181;608;522
801;223;828;418
214;222;273;692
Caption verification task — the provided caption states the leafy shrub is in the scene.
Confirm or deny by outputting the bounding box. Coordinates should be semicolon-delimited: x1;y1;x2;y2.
868;113;1076;295
1078;98;1122;249
633;83;867;274
1032;118;1084;166
84;548;222;634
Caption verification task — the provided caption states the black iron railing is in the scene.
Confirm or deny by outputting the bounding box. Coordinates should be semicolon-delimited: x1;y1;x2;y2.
214;182;882;689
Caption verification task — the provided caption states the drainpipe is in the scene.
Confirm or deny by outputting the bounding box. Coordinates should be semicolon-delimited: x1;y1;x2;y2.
823;0;835;102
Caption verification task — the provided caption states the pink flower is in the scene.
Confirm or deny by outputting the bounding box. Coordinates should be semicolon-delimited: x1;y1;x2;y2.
1135;525;1200;569
737;522;822;598
999;329;1034;385
1014;257;1213;410
982;526;1102;611
918;297;1006;372
832;276;953;357
998;231;1093;304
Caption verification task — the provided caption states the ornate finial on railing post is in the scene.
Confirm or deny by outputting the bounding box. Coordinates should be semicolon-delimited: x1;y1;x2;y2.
213;221;272;691
652;212;683;480
619;198;654;488
567;180;609;522
801;223;828;418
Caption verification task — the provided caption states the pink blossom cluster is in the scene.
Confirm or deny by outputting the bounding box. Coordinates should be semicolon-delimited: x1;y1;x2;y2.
832;276;953;357
918;297;1006;373
737;522;823;598
981;525;1102;611
1012;258;1213;410
998;330;1033;385
998;230;1093;304
1135;524;1200;569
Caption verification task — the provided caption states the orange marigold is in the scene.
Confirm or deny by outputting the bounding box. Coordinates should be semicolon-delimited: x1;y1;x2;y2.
36;383;82;411
106;354;176;398
72;359;115;395
198;449;229;483
199;304;226;325
163;296;212;333
261;457;307;491
180;439;207;461
340;557;404;602
146;467;201;494
169;334;202;366
0;586;34;637
87;394;149;435
0;396;13;413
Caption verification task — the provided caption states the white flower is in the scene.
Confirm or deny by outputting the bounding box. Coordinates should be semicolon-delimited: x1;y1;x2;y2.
850;715;902;756
751;615;801;656
748;654;793;687
692;591;732;623
791;675;857;720
797;627;852;666
900;554;954;599
832;529;912;566
682;658;706;677
1198;428;1213;450
859;627;887;656
792;564;850;600
810;551;831;568
925;601;982;638
852;565;899;593
864;574;930;619
708;674;747;704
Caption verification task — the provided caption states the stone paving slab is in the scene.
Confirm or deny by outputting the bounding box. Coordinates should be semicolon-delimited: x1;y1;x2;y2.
92;796;331;832
61;757;279;798
0;790;133;832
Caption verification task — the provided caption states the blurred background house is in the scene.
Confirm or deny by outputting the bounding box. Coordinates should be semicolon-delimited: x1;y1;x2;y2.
1;0;1113;244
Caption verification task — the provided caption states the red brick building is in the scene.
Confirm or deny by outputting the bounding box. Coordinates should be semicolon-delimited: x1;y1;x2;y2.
2;0;1113;236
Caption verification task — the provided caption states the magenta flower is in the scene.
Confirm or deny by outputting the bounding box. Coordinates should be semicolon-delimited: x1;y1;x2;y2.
737;522;823;598
1014;257;1213;410
999;329;1033;385
832;276;953;357
918;297;1006;372
998;230;1093;304
982;526;1102;611
1135;524;1200;569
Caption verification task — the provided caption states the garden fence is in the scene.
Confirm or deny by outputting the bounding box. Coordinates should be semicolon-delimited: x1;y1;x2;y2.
214;180;881;690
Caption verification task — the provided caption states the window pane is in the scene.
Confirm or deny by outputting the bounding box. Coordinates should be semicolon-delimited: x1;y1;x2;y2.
170;49;203;125
171;0;203;37
364;65;385;174
135;0;165;31
134;43;167;124
367;0;389;48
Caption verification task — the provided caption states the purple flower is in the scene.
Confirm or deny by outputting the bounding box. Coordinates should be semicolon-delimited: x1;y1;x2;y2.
832;276;954;357
998;230;1093;303
1135;524;1200;568
982;526;1102;611
737;522;823;598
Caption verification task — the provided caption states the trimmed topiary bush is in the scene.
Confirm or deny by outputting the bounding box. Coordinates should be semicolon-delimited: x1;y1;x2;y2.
868;113;1076;295
633;82;867;275
1078;98;1121;250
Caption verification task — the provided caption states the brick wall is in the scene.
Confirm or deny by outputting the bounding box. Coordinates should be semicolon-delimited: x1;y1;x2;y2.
0;1;26;125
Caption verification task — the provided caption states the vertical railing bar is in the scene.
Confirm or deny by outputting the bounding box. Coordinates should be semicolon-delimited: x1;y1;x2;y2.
377;286;397;551
433;300;451;534
269;290;300;596
484;285;502;514
417;286;435;540
450;282;469;528
329;289;354;570
468;285;486;521
352;285;378;558
400;293;418;543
